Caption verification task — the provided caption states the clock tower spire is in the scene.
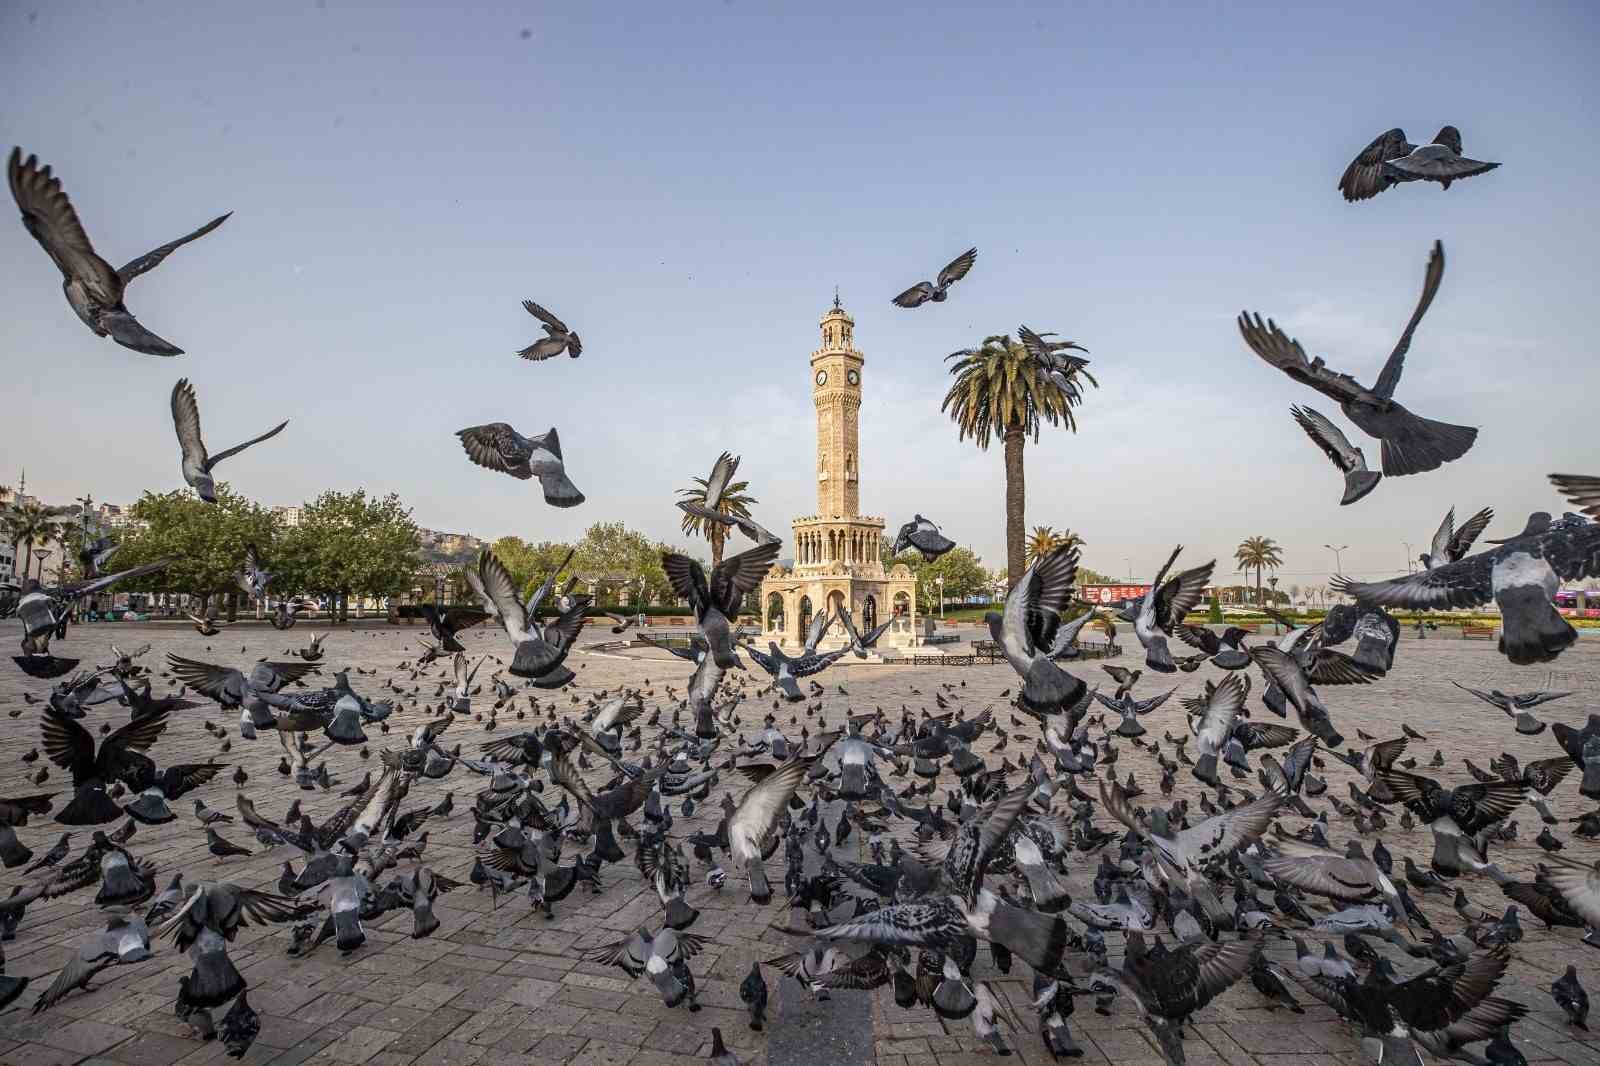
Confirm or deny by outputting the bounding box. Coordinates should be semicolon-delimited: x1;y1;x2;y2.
811;296;864;518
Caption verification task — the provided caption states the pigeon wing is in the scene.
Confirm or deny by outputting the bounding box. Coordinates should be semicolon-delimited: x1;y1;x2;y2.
936;247;977;289
171;378;210;467
457;424;532;479
1330;555;1494;611
1238;314;1365;402
1550;474;1600;518
1372;240;1444;402
1338;128;1411;202
661;553;709;611
7;149;120;298
891;282;934;308
40;707;98;780
703;451;739;506
1154;561;1215;630
708;540;781;615
476;551;529;639
521;299;567;332
205;418;289;470
1449;507;1494;559
116;212;231;284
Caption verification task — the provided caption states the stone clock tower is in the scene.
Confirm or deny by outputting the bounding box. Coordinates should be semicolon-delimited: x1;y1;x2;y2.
759;295;917;651
811;294;864;518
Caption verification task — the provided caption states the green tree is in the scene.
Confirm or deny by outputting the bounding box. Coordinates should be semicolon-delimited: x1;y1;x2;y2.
277;490;421;621
112;486;280;619
1076;565;1115;586
1233;536;1284;608
677;463;758;569
490;536;577;598
574;521;684;606
1207;593;1224;624
942;334;1097;590
906;546;989;605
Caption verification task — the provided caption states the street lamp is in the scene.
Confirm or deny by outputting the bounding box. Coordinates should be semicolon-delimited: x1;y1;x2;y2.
34;549;52;583
1324;544;1348;602
936;574;945;619
1401;541;1414;574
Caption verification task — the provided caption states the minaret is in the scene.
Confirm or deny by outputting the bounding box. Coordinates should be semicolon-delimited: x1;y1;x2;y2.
810;293;864;519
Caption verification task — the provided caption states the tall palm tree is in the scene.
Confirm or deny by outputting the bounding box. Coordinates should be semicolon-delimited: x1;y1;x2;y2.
943;334;1097;589
5;501;64;586
1234;536;1284;608
677;473;758;569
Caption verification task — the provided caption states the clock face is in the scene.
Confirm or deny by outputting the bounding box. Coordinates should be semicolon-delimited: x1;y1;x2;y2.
815;370;828;386
847;369;859;385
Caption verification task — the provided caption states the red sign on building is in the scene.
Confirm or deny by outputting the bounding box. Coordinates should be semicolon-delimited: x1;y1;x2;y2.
1079;583;1152;605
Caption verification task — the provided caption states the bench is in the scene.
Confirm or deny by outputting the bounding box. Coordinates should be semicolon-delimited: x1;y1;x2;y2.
1461;624;1497;640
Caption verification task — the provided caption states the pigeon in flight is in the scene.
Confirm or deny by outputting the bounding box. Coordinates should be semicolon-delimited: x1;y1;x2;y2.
467;548;589;684
1290;406;1381;505
1018;325;1092;396
236;544;272;601
1122;546;1215;673
170;379;289;504
1550;474;1600;519
891;515;956;562
662;540;781;671
1333;512;1600;665
455;423;584;507
987;544;1088;716
1239;240;1477;477
7;148;230;356
1338;127;1500;202
678;451;741;520
892;247;976;308
1451;681;1572;735
15;562;172;660
1421;506;1494;571
516;299;581;360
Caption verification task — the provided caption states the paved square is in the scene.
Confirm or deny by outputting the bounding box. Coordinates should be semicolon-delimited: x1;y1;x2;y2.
0;619;1597;1066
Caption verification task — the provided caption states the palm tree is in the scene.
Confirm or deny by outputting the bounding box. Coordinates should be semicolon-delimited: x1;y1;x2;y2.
1234;536;1284;608
677;472;758;569
5;501;64;586
1025;526;1060;567
943;334;1097;589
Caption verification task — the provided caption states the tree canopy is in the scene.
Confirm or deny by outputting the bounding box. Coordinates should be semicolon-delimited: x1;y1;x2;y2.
112;486;278;600
275;490;421;612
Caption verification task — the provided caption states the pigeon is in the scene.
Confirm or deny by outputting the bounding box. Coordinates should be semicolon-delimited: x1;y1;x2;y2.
455;423;585;507
1452;681;1572;735
1421;506;1494;570
583;926;707;1009
729;755;813;902
516;298;581;360
1123;546;1214;673
890;515;956;562
892;247;976;307
466;548;590;683
170;378;289;503
1018;324;1092;394
7;147;230;356
15;563;172;658
1102;932;1256;1065
1333;512;1600;665
987;545;1088;716
235;543;272;600
1338;127;1499;201
836;605;892;659
1240;240;1477;477
739;961;768;1030
1553;964;1588;1030
1185;673;1249;787
1550;474;1600;519
662;540;781;671
30;914;151;1013
1290;405;1382;505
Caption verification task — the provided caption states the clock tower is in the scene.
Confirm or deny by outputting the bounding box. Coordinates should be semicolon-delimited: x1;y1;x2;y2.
759;294;918;651
811;293;864;517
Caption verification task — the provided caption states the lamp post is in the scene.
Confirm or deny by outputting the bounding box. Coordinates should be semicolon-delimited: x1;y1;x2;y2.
936;574;945;619
34;549;52;584
1324;544;1348;602
1402;541;1414;575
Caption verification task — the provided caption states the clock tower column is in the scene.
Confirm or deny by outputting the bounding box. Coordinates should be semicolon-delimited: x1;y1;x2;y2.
811;294;864;519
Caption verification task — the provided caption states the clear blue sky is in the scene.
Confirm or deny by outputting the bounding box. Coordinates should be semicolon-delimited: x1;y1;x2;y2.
3;1;1595;587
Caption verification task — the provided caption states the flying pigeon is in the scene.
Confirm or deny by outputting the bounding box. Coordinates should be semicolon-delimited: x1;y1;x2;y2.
1338;126;1499;202
1550;474;1600;519
7;147;230;356
170;378;289;503
1421;506;1494;571
1240;240;1477;477
662;540;781;671
1333;512;1600;665
1122;546;1215;673
516;299;581;360
455;423;585;507
891;515;956;562
1018;325;1092;396
892;247;976;307
1289;405;1381;505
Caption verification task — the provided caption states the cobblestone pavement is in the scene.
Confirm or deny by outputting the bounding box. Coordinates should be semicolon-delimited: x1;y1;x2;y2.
0;618;1597;1066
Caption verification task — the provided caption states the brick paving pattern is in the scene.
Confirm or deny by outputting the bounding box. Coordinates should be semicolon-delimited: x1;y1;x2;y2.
0;619;1596;1066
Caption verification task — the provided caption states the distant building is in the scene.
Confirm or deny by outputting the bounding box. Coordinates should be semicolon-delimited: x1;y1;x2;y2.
273;505;303;528
418;528;484;565
0;542;14;588
96;503;146;531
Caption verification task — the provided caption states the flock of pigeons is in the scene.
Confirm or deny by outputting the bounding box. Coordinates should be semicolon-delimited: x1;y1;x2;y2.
3;124;1599;1066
